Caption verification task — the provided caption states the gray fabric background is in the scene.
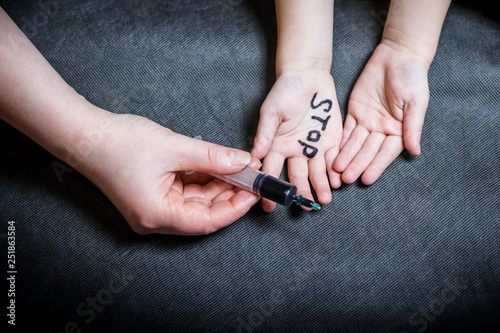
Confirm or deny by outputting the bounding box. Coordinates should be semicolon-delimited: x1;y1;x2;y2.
0;0;498;332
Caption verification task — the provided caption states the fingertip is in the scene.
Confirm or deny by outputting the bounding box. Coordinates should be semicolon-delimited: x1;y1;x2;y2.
234;187;260;205
230;150;252;168
404;134;422;156
360;172;377;186
251;139;268;160
329;171;342;189
341;172;356;184
248;157;263;169
410;146;421;156
358;161;385;185
333;157;347;173
195;146;251;176
360;135;403;185
407;142;421;156
206;191;261;232
317;189;332;205
245;192;261;207
262;198;276;213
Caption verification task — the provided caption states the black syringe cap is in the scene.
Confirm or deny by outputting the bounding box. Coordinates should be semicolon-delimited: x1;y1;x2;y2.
254;174;297;207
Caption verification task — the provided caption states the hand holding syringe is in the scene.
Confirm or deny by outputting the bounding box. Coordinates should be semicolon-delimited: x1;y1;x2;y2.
211;166;367;229
211;166;321;210
194;137;365;228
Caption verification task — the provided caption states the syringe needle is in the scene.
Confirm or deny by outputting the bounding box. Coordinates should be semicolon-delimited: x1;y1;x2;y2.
320;208;367;229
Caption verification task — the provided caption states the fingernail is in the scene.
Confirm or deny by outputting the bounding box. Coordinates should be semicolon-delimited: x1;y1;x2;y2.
230;150;251;167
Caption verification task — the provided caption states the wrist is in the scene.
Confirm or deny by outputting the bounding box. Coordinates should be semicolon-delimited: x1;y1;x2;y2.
381;0;450;69
63;101;115;172
276;57;332;77
274;0;333;77
380;31;435;69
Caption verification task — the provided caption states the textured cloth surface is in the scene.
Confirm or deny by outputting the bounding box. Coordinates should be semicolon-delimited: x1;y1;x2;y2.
0;0;499;332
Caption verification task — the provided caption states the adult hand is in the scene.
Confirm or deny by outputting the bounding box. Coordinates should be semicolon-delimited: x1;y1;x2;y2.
73;110;260;235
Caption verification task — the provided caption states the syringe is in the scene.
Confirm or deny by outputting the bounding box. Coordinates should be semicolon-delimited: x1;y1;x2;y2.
211;167;321;210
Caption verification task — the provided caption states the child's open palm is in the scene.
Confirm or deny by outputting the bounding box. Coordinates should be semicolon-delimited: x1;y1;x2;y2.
334;43;430;185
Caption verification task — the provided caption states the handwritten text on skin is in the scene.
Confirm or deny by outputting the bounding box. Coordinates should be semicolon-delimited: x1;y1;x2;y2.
298;92;332;158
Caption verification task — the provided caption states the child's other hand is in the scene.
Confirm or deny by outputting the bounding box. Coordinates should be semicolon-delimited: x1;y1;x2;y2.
74;112;260;235
334;43;430;185
251;70;343;212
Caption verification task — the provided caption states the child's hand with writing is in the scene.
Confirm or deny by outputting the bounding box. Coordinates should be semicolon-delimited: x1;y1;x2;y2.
251;0;340;212
252;70;342;212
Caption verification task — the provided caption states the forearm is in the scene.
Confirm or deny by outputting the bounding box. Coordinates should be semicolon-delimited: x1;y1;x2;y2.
275;0;334;75
382;0;451;67
0;7;107;166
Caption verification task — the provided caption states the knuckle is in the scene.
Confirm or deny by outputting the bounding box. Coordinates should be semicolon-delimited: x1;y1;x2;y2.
129;214;156;235
206;145;224;167
199;225;217;235
260;102;277;117
260;102;271;114
130;223;151;235
199;215;218;235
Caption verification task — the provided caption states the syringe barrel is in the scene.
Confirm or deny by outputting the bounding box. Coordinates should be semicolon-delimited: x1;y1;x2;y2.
211;167;297;207
212;167;259;193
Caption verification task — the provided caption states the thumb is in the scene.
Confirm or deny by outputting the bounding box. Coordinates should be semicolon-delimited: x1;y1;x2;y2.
403;98;428;156
171;134;251;174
